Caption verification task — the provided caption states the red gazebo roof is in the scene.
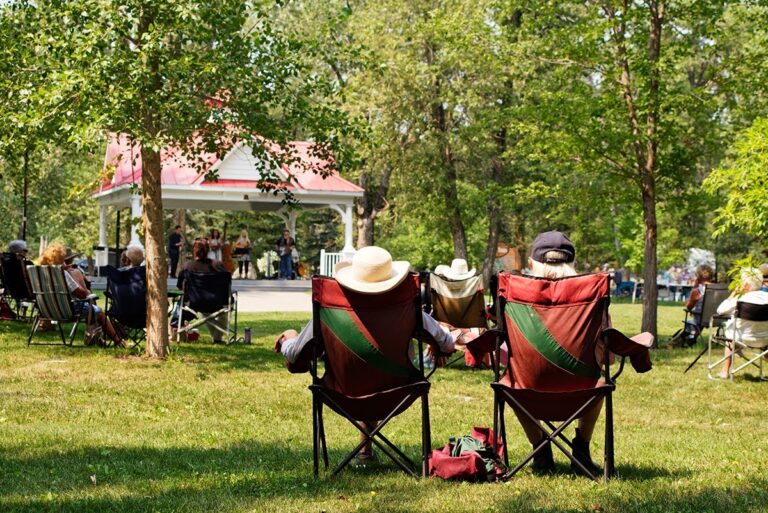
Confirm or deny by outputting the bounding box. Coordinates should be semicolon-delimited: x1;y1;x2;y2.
98;134;363;195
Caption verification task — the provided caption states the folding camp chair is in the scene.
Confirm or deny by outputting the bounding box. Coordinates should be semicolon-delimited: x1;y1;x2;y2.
26;265;97;346
682;283;731;372
176;270;238;344
491;273;653;481
0;252;35;320
104;266;147;348
707;301;768;381
309;274;432;478
424;272;496;368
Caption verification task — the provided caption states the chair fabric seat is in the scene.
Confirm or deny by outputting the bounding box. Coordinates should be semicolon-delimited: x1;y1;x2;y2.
492;382;614;421
312;381;430;422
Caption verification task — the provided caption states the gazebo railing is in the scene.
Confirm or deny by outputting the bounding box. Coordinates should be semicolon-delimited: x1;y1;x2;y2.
319;250;344;277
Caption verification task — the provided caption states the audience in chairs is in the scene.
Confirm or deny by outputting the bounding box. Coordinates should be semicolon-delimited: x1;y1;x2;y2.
174;238;229;343
39;243;123;346
716;267;768;378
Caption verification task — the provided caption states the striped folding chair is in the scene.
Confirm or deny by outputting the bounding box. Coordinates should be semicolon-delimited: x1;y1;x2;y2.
492;273;653;481
309;273;432;478
26;265;95;346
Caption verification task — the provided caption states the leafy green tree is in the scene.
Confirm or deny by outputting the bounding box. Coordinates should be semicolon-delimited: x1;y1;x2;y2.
705;118;768;243
7;0;348;357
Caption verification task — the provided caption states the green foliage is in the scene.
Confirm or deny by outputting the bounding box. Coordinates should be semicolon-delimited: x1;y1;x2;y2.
705;118;768;241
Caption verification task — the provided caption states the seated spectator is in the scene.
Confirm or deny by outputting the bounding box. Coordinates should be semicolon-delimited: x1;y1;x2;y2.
7;240;30;260
515;231;602;476
670;265;714;347
39;243;123;346
274;246;475;464
716;267;768;378
119;246;145;269
173;239;228;343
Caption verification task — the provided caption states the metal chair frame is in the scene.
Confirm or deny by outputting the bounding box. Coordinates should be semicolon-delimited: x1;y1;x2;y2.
175;272;239;344
491;277;627;482
707;301;768;381
309;279;432;478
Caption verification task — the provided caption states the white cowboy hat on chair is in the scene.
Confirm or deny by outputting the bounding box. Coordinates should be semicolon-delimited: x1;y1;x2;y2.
333;246;411;294
434;258;476;281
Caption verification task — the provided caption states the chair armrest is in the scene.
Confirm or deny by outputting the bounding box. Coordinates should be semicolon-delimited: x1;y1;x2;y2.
464;329;499;362
602;328;653;373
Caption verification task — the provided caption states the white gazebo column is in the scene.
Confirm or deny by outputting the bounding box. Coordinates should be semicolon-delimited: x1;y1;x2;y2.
330;203;355;257
129;193;143;248
98;206;108;247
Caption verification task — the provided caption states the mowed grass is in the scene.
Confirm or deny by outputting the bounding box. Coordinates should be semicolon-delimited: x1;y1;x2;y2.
0;305;766;513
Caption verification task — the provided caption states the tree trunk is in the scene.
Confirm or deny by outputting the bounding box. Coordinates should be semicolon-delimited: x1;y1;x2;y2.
426;42;467;260
173;209;187;270
355;165;392;249
481;129;506;288
640;174;658;337
141;146;170;359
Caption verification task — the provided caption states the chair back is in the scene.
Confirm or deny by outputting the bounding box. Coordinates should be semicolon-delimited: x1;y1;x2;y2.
700;283;730;328
105;266;147;329
26;265;75;321
736;301;768;322
183;270;232;311
1;253;34;301
313;274;422;397
429;273;487;328
497;272;608;392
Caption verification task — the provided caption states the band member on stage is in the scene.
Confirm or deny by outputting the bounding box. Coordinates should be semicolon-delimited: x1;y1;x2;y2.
275;229;296;280
207;228;223;261
233;229;252;279
168;225;185;277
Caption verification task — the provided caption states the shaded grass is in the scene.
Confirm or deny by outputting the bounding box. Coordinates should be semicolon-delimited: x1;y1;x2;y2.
0;305;766;512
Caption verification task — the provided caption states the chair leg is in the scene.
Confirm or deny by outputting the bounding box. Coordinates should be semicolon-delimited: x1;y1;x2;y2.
312;394;319;479
498;398;509;467
27;315;40;346
421;390;431;478
318;403;328;469
604;390;615;481
58;322;67;345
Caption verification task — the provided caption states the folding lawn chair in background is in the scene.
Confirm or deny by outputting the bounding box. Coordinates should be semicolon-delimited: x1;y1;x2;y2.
682;283;731;373
424;272;496;368
0;252;36;320
176;270;238;344
707;301;768;381
104;265;147;348
26;265;97;346
309;274;432;478
492;273;653;481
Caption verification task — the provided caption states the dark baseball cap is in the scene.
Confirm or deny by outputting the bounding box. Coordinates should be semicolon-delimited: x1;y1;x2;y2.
531;231;575;264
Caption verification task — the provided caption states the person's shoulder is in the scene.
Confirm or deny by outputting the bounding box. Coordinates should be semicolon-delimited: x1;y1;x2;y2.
744;290;768;304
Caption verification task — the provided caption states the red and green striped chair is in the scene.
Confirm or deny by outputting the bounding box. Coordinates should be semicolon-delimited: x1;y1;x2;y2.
492;272;653;481
309;273;432;478
26;265;96;346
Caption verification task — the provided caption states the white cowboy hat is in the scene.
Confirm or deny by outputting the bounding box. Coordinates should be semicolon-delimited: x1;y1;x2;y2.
333;246;410;294
434;258;476;280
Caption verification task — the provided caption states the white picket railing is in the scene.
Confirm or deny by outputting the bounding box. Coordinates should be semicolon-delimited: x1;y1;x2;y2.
319;250;345;277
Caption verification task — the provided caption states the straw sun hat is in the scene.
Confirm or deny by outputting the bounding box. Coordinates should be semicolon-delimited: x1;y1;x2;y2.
434;258;476;281
334;246;410;294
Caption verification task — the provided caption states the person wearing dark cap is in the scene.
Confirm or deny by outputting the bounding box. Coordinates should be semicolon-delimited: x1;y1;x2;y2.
8;240;29;259
516;231;602;476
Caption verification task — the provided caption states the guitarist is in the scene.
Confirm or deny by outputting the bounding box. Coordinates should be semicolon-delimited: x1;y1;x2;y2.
275;229;296;280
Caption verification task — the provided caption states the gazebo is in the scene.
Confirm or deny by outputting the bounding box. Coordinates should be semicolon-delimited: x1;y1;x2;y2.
92;134;363;266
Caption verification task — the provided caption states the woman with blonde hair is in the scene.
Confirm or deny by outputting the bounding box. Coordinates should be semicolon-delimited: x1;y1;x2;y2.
233;229;252;279
39;243;123;346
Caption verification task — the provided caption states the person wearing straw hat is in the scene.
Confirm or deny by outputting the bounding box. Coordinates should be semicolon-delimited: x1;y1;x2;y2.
275;246;479;464
434;258;476;281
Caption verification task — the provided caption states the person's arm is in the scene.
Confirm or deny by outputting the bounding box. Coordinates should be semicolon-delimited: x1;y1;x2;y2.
421;313;456;354
685;287;701;311
716;296;737;317
64;270;89;300
275;321;314;363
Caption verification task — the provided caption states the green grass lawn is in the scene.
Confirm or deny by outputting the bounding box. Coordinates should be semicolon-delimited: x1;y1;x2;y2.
1;305;766;513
